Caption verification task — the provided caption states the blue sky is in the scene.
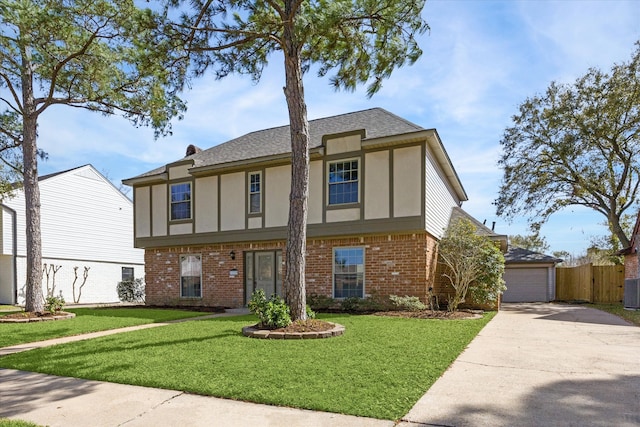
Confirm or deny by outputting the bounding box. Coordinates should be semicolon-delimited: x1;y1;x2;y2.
35;0;640;255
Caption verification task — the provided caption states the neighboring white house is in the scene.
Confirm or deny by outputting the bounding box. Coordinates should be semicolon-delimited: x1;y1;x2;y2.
0;165;144;305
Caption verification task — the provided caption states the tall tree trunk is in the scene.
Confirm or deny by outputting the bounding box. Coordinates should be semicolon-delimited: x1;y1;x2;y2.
282;1;308;321
21;46;44;313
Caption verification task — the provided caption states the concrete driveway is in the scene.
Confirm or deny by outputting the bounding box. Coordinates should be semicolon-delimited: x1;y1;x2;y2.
1;303;639;426
400;303;640;427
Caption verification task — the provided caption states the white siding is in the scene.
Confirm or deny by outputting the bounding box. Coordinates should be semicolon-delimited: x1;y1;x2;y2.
4;166;143;264
14;255;141;305
0;165;144;305
425;149;460;238
1;206;15;255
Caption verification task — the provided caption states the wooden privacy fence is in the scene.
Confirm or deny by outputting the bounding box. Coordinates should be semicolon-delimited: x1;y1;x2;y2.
556;264;624;303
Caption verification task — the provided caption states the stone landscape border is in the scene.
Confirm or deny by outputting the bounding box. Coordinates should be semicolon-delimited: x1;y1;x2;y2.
0;312;76;323
242;322;345;339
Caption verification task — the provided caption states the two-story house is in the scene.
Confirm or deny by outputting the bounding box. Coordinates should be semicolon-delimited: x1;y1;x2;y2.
123;108;470;308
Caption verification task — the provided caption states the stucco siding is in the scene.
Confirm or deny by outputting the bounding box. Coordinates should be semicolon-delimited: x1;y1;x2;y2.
195;176;218;233
168;164;191;180
364;150;390;220
265;165;291;228
0;255;13;303
393;146;422;217
326;134;361;155
220;172;245;231
135;186;151;238
151;184;167;236
308;160;323;224
326;208;360;222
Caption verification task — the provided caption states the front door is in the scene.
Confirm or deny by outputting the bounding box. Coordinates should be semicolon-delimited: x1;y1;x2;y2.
245;250;283;304
255;251;275;297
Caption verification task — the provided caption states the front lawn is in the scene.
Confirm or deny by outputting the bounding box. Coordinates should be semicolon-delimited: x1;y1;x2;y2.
0;308;210;348
590;303;640;326
0;312;495;420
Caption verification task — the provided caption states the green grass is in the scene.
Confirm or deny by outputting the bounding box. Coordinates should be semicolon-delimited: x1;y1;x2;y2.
590;303;640;326
0;305;20;311
0;312;495;420
0;419;41;427
0;307;210;348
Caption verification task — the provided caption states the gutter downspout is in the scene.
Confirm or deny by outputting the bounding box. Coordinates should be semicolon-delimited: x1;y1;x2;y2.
1;203;18;304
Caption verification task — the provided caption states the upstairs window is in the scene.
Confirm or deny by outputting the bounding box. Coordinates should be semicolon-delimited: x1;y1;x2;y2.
170;182;191;220
249;172;261;214
328;160;359;205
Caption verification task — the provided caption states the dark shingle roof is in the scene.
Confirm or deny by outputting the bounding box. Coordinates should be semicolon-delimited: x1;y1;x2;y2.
505;247;562;264
129;108;423;179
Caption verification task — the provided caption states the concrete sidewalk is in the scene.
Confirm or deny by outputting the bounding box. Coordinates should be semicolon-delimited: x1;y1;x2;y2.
1;303;639;426
399;303;640;427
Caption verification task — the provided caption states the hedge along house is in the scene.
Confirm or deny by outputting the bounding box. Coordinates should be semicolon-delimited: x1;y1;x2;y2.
123;108;470;308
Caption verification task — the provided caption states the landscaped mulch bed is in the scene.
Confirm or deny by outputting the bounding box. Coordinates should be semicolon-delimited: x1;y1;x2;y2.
374;310;482;319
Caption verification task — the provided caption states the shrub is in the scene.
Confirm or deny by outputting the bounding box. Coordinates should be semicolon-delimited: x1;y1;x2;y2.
117;278;146;303
248;289;291;329
340;297;361;313
44;295;65;314
306;305;316;319
306;293;336;311
389;295;426;311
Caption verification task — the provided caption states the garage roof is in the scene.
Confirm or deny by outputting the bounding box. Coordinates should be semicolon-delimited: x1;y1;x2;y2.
505;247;562;264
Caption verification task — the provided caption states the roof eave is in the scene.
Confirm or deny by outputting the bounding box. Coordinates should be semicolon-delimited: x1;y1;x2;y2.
122;172;168;186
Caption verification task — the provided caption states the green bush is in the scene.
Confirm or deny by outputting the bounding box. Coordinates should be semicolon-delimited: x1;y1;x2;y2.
306;293;336;311
248;289;291;329
306;305;316;319
117;278;145;303
44;295;65;314
389;295;426;311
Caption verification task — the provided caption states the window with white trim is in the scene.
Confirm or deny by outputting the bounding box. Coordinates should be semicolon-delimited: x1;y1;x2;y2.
333;247;364;298
180;254;202;298
121;267;134;281
249;172;261;214
328;159;359;205
170;182;191;220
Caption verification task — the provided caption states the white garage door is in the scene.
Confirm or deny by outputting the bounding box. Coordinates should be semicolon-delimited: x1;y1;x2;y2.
503;268;549;302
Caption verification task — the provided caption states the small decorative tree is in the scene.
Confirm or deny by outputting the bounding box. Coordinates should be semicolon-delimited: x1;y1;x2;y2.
438;218;506;312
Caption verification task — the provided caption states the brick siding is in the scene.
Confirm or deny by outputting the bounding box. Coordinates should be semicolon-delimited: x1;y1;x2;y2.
144;232;439;308
624;253;638;279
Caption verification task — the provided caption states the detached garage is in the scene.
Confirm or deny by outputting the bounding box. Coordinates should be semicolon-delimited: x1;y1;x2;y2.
503;248;561;303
